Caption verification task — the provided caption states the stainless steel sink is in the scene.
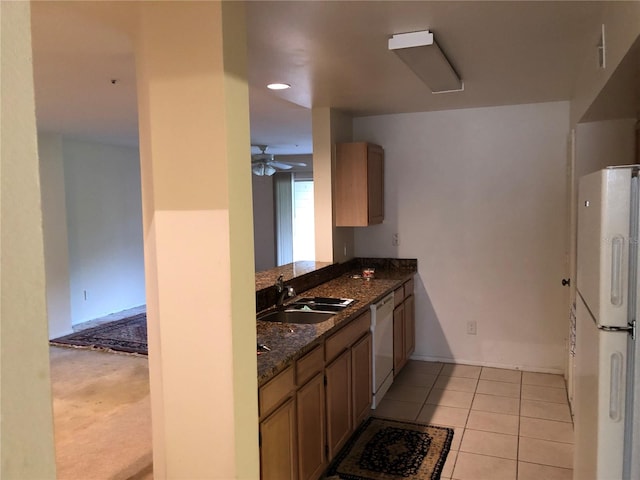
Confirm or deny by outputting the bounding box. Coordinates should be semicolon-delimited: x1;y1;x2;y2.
258;310;334;324
287;297;355;312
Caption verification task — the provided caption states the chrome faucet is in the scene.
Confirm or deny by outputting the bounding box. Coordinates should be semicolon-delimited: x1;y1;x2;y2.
276;274;296;307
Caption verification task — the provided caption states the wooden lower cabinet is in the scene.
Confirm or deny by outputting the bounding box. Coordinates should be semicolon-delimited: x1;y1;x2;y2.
393;301;406;372
260;310;375;478
394;278;416;376
352;332;372;427
260;397;297;480
404;294;415;359
296;373;326;480
325;349;353;459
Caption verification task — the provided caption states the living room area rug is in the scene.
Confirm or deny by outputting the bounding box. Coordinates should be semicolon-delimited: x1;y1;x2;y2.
50;314;148;355
325;417;453;480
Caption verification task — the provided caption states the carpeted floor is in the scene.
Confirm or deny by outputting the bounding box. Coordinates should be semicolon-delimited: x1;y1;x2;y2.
50;346;152;479
326;417;453;480
51;314;147;355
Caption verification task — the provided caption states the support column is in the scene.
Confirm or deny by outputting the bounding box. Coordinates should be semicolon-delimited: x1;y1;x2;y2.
312;107;354;263
0;1;57;477
135;2;258;478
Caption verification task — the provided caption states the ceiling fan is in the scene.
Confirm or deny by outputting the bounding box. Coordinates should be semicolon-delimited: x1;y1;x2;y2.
251;145;307;176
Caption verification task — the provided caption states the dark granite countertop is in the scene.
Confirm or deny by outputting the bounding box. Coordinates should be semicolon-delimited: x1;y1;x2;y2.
256;265;416;386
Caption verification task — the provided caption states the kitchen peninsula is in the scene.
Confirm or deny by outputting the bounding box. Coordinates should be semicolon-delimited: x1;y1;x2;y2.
255;258;416;480
256;258;416;384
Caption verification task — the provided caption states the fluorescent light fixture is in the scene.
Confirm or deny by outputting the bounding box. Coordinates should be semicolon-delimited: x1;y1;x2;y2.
388;30;463;93
267;83;291;90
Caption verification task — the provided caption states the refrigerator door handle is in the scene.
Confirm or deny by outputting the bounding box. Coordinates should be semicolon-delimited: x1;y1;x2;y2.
610;235;624;306
609;351;623;422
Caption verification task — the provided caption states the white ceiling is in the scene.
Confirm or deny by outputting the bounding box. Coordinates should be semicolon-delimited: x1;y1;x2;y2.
31;1;609;156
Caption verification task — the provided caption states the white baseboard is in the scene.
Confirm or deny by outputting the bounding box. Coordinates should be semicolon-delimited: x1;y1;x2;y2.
409;353;565;375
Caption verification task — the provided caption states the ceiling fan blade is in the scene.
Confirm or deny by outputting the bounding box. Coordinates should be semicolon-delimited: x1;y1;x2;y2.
270;161;293;170
280;161;307;167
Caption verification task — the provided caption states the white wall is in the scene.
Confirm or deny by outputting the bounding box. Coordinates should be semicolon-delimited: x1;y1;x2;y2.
252;174;276;271
354;101;570;372
63;139;145;324
38;133;73;337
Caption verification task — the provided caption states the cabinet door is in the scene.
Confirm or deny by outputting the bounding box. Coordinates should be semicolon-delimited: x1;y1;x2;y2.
335;142;384;227
367;144;384;225
352;332;372;428
260;397;297;480
325;349;352;460
297;373;326;480
393;302;406;373
404;294;415;359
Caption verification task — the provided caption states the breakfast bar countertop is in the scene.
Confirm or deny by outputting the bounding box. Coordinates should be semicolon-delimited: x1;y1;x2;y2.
256;262;416;386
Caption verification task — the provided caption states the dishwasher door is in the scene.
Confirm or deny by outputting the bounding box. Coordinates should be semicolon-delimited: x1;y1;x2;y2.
371;292;394;408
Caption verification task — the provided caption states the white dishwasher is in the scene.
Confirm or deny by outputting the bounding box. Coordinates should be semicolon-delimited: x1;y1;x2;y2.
370;292;394;408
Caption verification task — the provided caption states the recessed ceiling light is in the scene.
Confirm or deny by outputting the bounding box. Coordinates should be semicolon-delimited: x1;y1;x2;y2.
267;83;291;90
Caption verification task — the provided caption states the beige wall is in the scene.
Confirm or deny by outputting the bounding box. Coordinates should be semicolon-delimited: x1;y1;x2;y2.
575;118;637;178
354;101;570;372
571;3;640;125
0;1;57;477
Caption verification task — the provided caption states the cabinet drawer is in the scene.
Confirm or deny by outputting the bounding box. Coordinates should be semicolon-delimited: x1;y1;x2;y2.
296;344;324;386
393;287;404;307
326;311;371;363
259;365;295;419
404;277;414;297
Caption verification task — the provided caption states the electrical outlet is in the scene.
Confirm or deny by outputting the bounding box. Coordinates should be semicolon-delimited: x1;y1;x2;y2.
392;233;400;246
467;320;477;335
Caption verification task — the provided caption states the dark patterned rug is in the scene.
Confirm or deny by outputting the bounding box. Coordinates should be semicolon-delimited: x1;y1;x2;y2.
50;314;147;355
326;417;453;480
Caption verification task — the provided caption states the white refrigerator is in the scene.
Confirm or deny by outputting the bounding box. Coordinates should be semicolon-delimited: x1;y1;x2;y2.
574;166;640;480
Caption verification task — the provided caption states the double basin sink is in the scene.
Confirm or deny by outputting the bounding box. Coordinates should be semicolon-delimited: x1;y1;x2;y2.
258;297;355;325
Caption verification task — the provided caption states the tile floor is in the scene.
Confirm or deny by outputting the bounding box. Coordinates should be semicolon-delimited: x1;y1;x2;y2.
375;360;573;480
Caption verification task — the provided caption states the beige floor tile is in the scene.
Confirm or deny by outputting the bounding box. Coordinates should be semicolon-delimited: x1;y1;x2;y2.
480;367;522;384
373;398;422;421
476;379;521;398
393;370;438;388
517;461;572;480
441;449;458;478
441;364;482;379
449;427;463;451
466;410;519;435
521;384;568;404
384;383;431;403
520;399;571;422
435;375;478;393
426;388;474;409
404;359;443;375
518;437;574;469
522;372;565;388
472;393;520;415
417;404;469;428
519;417;573;444
460;429;518;459
452;452;517;480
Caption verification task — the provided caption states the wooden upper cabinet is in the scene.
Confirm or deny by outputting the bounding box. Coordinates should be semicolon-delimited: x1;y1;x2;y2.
335;142;384;227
